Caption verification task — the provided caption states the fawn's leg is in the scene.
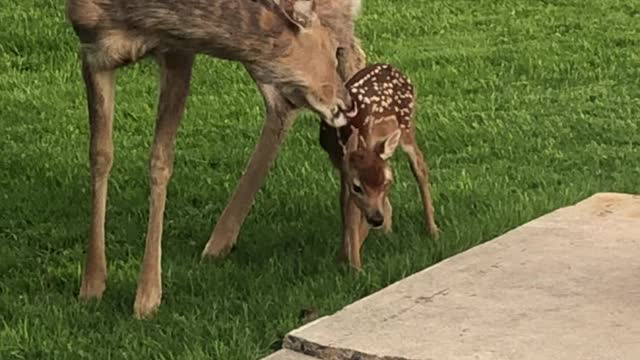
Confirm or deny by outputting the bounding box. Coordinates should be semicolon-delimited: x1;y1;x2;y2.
202;83;297;258
79;63;116;301
337;174;351;262
344;195;363;271
383;196;393;234
134;52;194;319
401;132;439;238
357;213;370;250
338;174;369;266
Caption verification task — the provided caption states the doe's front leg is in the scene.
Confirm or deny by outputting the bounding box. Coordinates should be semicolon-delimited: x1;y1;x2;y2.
202;83;297;259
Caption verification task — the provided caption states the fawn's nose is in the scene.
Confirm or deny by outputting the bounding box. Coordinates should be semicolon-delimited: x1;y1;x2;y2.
366;212;384;228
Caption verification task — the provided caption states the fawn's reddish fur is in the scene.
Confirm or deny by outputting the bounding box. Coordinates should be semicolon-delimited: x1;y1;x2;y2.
320;64;439;270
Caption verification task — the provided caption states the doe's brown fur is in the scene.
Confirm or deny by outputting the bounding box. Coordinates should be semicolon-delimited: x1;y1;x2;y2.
67;0;366;319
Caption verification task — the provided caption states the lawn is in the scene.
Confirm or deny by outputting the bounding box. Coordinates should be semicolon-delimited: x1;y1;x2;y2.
1;0;639;359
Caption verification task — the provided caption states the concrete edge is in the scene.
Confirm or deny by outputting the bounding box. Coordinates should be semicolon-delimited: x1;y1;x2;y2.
284;335;412;360
261;349;320;360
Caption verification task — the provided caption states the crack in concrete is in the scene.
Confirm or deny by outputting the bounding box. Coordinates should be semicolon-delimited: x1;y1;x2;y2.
382;288;450;323
415;288;449;303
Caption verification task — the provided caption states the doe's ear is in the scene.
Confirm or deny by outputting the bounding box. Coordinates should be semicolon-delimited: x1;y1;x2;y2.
274;0;317;30
345;127;360;154
376;129;401;160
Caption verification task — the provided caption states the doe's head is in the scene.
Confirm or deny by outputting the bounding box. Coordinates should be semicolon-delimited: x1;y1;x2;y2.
342;127;402;228
273;0;354;127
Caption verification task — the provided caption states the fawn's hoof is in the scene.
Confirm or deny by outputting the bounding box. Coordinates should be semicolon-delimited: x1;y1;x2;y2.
349;262;363;272
429;225;441;239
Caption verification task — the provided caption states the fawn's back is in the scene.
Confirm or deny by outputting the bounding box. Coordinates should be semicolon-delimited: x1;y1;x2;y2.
320;63;417;168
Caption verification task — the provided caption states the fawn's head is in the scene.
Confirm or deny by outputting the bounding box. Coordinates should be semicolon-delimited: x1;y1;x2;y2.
269;0;355;127
342;128;402;228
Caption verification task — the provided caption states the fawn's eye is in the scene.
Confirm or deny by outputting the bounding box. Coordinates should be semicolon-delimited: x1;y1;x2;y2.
352;183;363;194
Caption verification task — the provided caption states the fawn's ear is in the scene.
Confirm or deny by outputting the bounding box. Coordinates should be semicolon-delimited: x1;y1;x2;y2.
376;129;401;160
345;127;360;154
274;0;317;30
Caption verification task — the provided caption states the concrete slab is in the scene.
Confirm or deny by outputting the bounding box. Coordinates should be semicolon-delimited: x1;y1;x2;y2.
262;349;318;360
283;193;640;360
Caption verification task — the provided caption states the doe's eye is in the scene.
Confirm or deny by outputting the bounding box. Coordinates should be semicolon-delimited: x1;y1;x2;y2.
352;183;363;194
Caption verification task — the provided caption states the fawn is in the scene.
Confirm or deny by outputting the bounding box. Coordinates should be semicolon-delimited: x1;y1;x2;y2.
320;63;439;270
66;0;366;319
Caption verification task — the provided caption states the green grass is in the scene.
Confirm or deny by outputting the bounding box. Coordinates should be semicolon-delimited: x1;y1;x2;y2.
1;0;639;358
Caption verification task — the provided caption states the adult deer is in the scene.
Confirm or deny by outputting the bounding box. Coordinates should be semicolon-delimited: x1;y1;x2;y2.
66;0;366;319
